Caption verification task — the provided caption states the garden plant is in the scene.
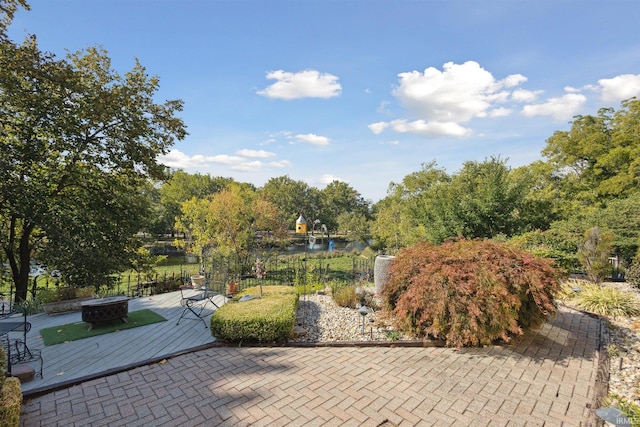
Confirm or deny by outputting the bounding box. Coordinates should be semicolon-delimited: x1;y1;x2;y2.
381;239;562;347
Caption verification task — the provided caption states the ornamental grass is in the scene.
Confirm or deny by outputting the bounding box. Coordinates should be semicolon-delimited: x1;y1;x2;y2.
569;282;640;318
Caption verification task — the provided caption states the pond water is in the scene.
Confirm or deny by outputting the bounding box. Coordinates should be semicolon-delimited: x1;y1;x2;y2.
155;238;366;264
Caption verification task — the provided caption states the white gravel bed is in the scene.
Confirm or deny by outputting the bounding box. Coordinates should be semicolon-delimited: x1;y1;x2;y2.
601;282;640;407
562;281;640;409
292;290;411;343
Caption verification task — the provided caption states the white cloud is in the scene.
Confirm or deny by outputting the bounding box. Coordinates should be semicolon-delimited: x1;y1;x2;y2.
392;61;522;123
368;122;389;135
209;154;246;164
598;74;640;103
231;161;263;172
319;174;345;185
502;74;528;88
564;86;581;93
159;149;282;173
157;149;194;168
521;93;586;121
374;119;471;138
158;150;245;168
371;61;531;138
268;160;292;168
296;133;330;145
236;149;276;158
257;69;342;100
511;89;543;102
488;107;512;117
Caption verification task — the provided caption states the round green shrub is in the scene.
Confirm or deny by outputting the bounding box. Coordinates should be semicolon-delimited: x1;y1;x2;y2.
381;239;562;347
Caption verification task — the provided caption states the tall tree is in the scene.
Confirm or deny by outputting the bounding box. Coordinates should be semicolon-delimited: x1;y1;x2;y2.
160;171;234;236
319;181;369;232
448;157;528;239
542;98;640;204
176;184;287;274
337;212;371;247
259;176;318;229
0;29;186;300
373;161;451;246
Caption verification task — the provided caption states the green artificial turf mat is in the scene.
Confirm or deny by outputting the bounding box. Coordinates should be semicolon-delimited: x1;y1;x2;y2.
39;309;167;346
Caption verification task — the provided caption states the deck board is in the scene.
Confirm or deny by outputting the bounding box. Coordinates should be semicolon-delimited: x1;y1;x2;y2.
5;290;226;394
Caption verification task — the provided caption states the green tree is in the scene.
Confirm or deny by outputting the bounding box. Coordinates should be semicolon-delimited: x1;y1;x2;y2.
259;175;318;230
372;161;449;248
509;161;565;231
374;158;532;249
0;28;186;300
160;171;234;236
542;98;640;204
448;157;528;239
0;0;28;36
337;212;370;247
176;185;287;274
578;227;614;283
593;194;640;264
319;181;370;232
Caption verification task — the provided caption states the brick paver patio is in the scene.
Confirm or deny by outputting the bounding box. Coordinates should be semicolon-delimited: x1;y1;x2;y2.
19;307;605;426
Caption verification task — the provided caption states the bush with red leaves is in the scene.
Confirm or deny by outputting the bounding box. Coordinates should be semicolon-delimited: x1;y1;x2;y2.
381;239;563;347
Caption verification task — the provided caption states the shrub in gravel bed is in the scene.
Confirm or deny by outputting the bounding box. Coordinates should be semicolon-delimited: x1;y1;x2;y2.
567;282;640;317
210;286;298;343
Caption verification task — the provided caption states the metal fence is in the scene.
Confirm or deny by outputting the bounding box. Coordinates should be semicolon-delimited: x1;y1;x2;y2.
0;253;374;312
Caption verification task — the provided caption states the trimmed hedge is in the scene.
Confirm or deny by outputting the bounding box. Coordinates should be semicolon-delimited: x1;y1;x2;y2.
381;239;562;347
210;286;298;343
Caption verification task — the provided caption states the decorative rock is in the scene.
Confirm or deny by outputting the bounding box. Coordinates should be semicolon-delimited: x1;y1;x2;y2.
293;326;307;337
293;287;410;343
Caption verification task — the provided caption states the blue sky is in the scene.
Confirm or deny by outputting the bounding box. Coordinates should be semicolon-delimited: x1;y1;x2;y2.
8;0;640;202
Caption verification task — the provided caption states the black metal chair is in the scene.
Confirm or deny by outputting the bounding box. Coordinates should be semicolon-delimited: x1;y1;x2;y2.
176;278;222;328
7;308;43;378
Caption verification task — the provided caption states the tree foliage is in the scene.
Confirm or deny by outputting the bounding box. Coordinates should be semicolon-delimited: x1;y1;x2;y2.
259;176;318;230
159;171;234;235
0;0;28;37
0;24;186;299
372;158;535;248
381;239;562;347
337;212;370;246
578;227;614;283
543;98;640;204
319;180;369;232
176;184;288;274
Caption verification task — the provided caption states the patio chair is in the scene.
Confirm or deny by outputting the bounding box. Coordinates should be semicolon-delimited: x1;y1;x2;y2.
176;278;222;328
6;308;43;378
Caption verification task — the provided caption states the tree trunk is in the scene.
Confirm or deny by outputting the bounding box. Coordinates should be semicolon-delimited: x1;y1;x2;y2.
4;221;34;303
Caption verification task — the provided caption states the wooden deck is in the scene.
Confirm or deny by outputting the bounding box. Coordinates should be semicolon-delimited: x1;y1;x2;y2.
8;290;226;395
